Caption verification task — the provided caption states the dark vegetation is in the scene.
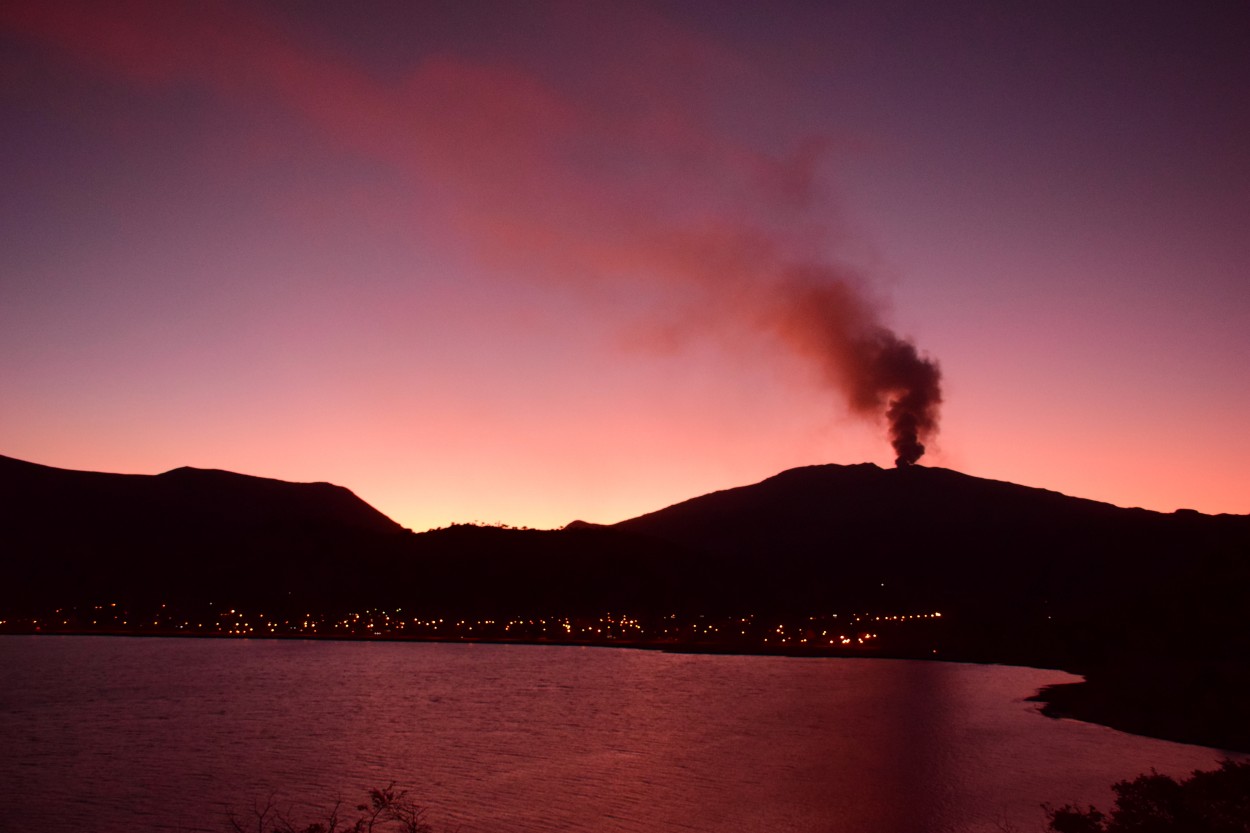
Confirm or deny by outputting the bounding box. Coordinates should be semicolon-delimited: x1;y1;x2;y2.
1045;760;1250;833
229;784;433;833
2;453;1248;749
233;763;1250;833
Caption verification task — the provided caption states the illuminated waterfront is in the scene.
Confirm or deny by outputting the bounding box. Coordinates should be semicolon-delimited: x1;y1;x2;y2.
0;602;944;652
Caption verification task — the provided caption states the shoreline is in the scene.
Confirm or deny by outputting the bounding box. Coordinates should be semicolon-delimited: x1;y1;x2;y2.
1029;676;1250;755
6;628;1245;754
0;625;916;659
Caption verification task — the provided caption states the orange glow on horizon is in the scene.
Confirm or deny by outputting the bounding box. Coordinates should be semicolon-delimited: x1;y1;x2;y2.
1;2;1247;528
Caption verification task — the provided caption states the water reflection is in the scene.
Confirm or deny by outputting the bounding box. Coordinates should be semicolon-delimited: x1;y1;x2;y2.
0;637;1236;833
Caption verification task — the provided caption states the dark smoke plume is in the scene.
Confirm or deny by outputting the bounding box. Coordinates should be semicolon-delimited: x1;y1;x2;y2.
769;269;942;466
5;2;944;469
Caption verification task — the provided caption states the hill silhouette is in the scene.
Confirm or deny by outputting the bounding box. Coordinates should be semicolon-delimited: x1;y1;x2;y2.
0;454;405;611
4;454;1246;654
610;463;1250;748
614;464;1246;661
0;454;705;616
3;453;1248;746
0;454;403;535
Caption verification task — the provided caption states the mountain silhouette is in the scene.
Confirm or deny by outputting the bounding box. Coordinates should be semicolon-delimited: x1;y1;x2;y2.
3;454;1247;655
0;454;403;535
4;453;1247;747
609;463;1250;748
0;454;405;611
617;463;1247;630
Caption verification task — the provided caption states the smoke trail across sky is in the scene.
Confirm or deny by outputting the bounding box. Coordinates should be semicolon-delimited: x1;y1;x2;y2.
0;0;942;463
19;0;1248;528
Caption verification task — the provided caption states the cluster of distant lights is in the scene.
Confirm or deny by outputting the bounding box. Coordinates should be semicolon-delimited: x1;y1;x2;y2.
0;604;943;648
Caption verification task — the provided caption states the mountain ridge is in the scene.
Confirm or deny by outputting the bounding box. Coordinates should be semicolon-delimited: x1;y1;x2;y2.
3;452;1247;750
3;453;1247;631
0;453;405;535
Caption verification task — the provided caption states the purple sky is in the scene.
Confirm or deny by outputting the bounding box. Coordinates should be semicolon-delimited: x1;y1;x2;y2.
3;1;1248;530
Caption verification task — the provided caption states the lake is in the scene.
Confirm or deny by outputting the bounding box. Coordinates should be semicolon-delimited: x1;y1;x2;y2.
0;636;1236;833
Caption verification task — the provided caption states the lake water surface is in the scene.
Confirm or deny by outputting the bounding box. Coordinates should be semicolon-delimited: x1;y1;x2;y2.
0;636;1237;833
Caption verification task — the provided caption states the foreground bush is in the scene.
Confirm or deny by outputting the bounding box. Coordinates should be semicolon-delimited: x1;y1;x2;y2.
229;783;433;833
1046;760;1250;833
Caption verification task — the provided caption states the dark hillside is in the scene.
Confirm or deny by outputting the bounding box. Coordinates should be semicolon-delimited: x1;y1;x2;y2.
615;464;1250;666
0;455;402;535
0;455;405;611
3;455;1247;671
4;453;1247;747
0;454;693;617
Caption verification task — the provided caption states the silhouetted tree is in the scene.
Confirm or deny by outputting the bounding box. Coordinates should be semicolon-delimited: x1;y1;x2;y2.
1046;760;1250;833
229;784;433;833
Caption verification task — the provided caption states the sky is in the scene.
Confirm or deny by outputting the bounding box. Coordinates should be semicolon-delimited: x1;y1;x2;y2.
2;0;1248;530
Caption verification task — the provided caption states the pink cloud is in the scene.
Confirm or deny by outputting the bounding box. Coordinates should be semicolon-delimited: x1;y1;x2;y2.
3;0;941;463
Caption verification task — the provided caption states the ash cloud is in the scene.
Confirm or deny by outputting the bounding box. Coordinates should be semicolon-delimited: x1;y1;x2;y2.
767;270;942;467
3;0;944;463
